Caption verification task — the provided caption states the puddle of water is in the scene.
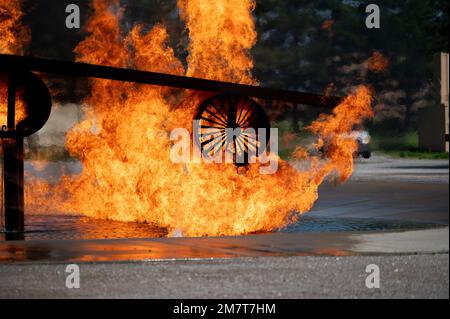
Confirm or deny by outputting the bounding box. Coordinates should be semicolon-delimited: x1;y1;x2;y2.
281;215;443;233
0;215;167;240
0;214;443;241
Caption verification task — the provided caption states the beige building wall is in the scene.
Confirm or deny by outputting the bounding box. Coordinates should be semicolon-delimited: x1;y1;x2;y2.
419;53;449;152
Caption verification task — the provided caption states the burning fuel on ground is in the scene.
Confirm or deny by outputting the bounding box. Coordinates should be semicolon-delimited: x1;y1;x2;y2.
1;0;375;237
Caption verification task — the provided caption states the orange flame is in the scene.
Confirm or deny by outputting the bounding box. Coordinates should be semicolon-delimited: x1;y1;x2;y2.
0;76;27;126
0;0;29;55
367;50;389;73
0;0;29;127
23;0;373;237
178;0;257;84
321;19;335;36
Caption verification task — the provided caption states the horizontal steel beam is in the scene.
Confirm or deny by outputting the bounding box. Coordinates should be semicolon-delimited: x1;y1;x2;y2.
0;54;342;108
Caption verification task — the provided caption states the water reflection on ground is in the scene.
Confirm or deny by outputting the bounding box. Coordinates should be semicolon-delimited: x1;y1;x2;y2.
1;215;167;241
0;214;445;263
282;215;442;233
0;214;442;241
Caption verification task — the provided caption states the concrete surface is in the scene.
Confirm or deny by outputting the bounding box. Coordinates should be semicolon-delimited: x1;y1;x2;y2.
352;227;449;254
351;154;449;183
313;181;448;224
0;154;448;298
311;154;449;224
0;227;448;262
290;153;449;182
0;255;448;298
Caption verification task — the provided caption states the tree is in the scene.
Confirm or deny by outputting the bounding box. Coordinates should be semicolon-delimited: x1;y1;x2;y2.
252;0;449;132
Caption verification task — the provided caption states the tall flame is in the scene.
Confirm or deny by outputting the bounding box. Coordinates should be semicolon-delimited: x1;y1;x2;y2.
0;0;29;126
0;0;29;55
178;0;257;84
24;0;373;237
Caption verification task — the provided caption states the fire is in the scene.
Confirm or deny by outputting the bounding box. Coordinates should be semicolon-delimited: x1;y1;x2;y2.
0;0;29;127
0;77;27;126
321;19;335;36
367;50;389;73
18;0;373;237
308;85;374;183
0;0;29;55
178;0;257;84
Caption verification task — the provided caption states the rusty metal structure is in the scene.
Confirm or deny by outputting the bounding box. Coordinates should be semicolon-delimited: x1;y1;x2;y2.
0;53;342;236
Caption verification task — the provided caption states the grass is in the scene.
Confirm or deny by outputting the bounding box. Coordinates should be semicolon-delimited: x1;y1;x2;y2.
371;130;449;160
370;130;418;152
274;120;449;161
14;126;448;162
273;120;314;160
380;150;449;160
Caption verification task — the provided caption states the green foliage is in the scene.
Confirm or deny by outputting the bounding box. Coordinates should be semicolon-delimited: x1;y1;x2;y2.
383;150;449;159
252;0;449;131
371;130;419;151
371;130;449;159
20;1;449;134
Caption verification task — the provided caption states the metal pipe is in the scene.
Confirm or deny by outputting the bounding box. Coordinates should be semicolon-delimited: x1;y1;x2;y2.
3;138;24;235
7;73;16;130
3;74;24;235
0;54;342;108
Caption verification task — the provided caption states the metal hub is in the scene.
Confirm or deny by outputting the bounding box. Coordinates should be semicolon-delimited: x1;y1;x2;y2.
194;94;271;166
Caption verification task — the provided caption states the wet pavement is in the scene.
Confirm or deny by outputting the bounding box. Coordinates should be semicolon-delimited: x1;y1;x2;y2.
0;227;447;263
0;155;448;298
0;214;443;241
312;180;449;224
0;154;448;262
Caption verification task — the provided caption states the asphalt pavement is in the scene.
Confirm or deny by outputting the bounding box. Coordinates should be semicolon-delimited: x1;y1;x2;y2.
0;254;447;298
0;154;448;298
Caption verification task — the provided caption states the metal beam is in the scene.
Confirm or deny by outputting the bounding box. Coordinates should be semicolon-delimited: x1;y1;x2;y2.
3;75;24;235
0;54;342;108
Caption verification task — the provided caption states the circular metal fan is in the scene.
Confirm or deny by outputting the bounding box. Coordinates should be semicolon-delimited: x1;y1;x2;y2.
193;94;270;166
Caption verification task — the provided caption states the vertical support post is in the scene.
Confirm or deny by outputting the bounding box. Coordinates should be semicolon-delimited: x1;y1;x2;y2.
3;74;25;236
7;74;16;130
3;139;24;234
